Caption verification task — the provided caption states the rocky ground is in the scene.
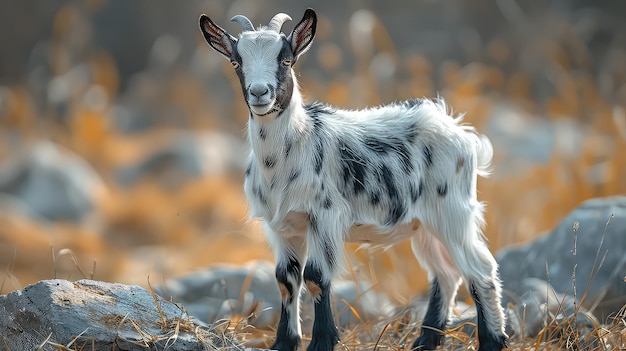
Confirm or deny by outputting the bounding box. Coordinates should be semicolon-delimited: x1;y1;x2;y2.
2;196;624;350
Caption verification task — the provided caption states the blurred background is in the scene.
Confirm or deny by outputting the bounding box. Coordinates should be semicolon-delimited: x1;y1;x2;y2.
0;0;624;303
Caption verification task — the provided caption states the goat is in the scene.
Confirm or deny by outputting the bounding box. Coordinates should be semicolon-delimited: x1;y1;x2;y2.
199;8;507;351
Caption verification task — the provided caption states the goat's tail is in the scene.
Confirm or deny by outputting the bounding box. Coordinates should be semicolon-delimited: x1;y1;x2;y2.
474;133;493;177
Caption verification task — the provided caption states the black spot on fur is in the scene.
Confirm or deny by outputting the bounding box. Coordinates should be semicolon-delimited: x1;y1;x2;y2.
437;183;448;197
403;98;423;108
308;213;318;234
306;105;328;175
314;143;324;174
419;180;425;197
380;165;405;224
304;102;336;118
285;139;293;158
245;163;252;177
363;135;413;173
339;139;366;195
323;240;336;269
412;278;446;350
370;192;381;206
423;145;433;168
409;183;420;203
259;127;267;141
264;156;277;169
406;122;419;143
388;202;405;225
322;197;332;209
270;175;277;190
288;169;300;183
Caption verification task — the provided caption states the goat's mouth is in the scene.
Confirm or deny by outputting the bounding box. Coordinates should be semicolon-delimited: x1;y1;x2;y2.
249;102;279;116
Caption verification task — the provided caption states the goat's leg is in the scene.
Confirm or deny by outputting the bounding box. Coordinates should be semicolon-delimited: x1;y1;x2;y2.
451;241;508;351
429;205;507;351
303;213;343;351
268;233;307;351
410;232;462;350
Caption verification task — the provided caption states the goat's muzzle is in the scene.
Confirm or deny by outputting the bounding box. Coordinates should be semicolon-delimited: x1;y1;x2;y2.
248;83;277;116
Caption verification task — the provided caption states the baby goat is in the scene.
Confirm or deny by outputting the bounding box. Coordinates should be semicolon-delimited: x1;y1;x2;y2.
199;8;507;351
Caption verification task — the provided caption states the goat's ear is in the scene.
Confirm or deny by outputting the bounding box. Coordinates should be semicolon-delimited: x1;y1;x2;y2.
288;8;317;61
199;15;237;59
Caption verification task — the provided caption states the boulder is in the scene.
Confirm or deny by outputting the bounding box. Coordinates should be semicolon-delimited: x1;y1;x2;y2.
116;132;247;188
157;261;395;332
0;141;104;222
0;279;235;350
497;196;626;321
504;278;598;340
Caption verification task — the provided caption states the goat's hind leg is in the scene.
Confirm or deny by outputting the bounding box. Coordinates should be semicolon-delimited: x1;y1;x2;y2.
431;205;507;351
410;231;462;350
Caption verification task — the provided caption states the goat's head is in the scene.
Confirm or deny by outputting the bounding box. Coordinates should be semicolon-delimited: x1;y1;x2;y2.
200;9;317;117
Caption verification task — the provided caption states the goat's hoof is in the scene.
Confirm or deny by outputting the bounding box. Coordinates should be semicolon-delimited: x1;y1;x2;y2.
270;336;300;351
306;335;339;351
411;332;443;351
477;333;507;351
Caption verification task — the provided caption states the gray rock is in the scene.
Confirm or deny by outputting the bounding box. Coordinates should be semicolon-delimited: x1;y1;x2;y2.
157;261;395;332
156;261;281;327
504;278;598;339
497;196;626;321
0;141;104;222
116;132;247;188
0;279;235;350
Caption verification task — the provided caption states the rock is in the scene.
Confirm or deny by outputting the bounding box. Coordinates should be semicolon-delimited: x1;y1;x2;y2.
156;261;281;327
497;196;626;321
0;141;105;222
504;278;598;339
0;279;236;350
157;261;395;332
116;132;247;188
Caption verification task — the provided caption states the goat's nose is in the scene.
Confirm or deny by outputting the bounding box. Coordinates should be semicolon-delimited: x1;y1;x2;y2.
249;84;269;98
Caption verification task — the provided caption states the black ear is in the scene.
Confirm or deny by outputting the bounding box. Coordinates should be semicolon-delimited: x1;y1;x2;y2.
288;8;317;62
199;14;237;59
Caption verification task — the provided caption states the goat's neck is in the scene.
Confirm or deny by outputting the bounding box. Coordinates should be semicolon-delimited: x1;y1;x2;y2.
247;85;309;167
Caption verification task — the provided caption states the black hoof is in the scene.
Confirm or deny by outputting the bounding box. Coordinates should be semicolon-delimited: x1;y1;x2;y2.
477;333;507;351
411;330;443;350
270;335;300;351
306;335;339;351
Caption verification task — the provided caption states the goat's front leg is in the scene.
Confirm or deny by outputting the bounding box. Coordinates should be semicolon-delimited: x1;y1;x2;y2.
269;232;307;351
304;212;343;351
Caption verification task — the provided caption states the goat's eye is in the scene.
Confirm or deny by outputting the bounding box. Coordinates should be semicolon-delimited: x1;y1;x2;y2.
231;61;240;69
282;59;292;66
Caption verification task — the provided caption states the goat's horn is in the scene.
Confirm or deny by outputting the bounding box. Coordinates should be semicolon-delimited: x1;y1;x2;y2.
231;15;255;32
267;13;291;33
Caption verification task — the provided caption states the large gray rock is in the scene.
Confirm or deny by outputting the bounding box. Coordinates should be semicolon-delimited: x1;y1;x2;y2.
116;132;247;188
497;196;626;321
504;278;598;340
0;279;234;350
0;141;104;222
157;261;394;332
